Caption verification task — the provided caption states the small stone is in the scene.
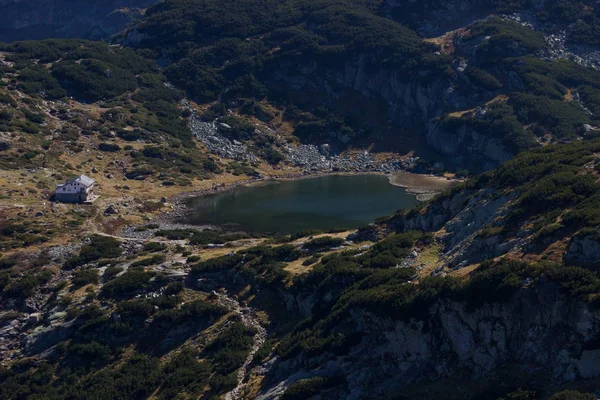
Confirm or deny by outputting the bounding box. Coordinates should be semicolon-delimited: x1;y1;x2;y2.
475;106;488;119
91;167;98;173
104;205;118;215
161;197;168;203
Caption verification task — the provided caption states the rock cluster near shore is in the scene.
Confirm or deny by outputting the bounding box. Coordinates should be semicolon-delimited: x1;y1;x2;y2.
283;144;415;172
189;115;258;161
189;109;417;174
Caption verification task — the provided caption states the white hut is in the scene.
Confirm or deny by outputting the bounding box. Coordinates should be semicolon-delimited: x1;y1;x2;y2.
55;175;97;203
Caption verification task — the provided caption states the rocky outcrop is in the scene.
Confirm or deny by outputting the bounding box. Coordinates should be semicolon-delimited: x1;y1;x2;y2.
564;233;600;267
442;190;514;248
259;283;600;399
391;187;521;268
267;53;511;167
390;189;471;233
268;55;471;131
0;0;157;42
425;118;514;171
24;318;77;355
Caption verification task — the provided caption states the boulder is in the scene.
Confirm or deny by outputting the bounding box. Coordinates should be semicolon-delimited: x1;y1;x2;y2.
104;204;118;215
564;233;600;267
28;313;41;325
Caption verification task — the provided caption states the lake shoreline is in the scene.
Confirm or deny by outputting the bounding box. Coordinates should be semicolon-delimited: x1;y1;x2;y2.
388;172;459;201
146;170;460;233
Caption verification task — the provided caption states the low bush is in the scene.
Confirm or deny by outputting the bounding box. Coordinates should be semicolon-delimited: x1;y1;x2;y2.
281;376;342;400
142;242;167;252
72;269;99;287
103;266;123;281
131;254;166;268
303;236;344;252
64;235;122;269
101;270;154;298
98;143;121;152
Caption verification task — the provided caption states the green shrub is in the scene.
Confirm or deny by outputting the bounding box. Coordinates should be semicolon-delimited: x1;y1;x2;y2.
204;321;255;375
549;390;596;400
262;148;285;165
67;341;112;366
103;266;123;281
64;235;122;269
159;349;210;399
101;270;154;298
131;254;166;268
72;269;99;287
464;66;503;91
303;236;344;252
98;143;121;152
281;376;341;400
143;242;167;252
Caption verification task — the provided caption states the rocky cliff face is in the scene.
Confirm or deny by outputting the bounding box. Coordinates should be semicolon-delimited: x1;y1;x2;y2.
268;55;511;165
425;118;514;171
260;284;600;399
0;0;157;42
564;233;600;268
266;39;526;170
390;187;522;268
271;56;465;128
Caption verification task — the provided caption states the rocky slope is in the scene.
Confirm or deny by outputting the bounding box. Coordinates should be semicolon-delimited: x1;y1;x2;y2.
119;0;600;172
260;284;600;399
234;139;600;399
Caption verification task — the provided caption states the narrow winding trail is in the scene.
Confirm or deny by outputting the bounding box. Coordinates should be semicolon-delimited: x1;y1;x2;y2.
93;231;267;399
218;293;267;400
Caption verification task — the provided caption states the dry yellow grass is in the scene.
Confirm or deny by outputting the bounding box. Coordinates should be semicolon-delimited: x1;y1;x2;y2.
487;94;509;104
414;243;443;278
564;88;574;102
449;263;480;278
447;108;475;118
284;257;315;275
423;27;467;55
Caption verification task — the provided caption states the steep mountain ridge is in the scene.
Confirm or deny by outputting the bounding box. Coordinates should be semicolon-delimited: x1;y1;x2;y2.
117;0;600;172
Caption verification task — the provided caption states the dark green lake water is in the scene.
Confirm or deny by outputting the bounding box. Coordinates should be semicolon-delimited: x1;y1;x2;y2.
183;175;420;234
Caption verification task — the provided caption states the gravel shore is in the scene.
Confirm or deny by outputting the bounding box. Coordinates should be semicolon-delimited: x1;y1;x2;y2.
389;172;460;201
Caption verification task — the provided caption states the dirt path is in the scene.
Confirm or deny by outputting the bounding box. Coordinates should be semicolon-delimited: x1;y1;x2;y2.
218;293;267;400
91;230;186;246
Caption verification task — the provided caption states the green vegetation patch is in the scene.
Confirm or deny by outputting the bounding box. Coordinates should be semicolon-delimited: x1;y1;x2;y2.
101;270;155;298
64;235;122;269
